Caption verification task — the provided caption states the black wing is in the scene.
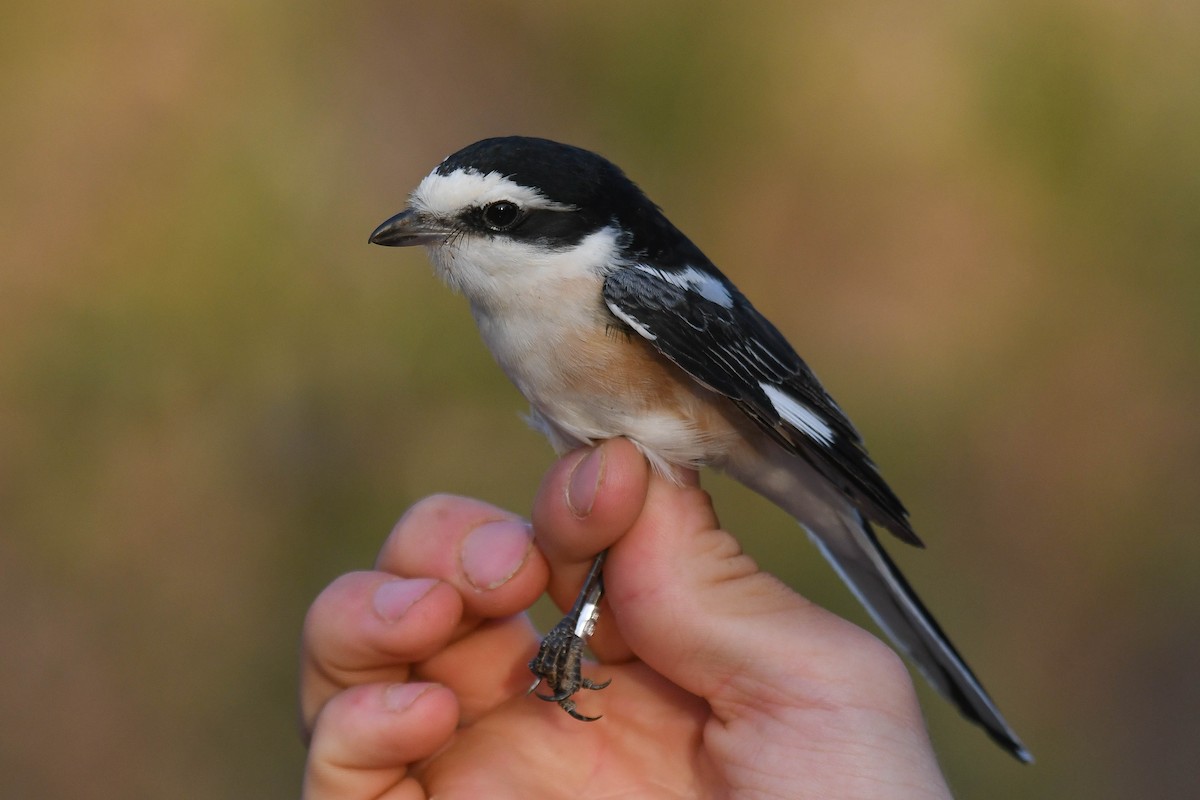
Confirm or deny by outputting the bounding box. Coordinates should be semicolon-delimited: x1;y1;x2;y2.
603;263;920;546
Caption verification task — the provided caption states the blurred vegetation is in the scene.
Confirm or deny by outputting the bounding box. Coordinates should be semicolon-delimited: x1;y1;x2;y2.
2;0;1198;797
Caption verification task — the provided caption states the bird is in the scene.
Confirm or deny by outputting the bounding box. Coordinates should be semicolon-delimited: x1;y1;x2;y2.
369;135;1031;762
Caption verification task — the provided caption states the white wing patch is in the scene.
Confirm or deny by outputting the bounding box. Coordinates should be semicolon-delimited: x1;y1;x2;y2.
606;300;658;340
633;264;733;308
760;383;835;445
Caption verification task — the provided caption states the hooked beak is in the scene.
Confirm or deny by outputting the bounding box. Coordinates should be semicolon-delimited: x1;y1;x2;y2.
368;209;452;247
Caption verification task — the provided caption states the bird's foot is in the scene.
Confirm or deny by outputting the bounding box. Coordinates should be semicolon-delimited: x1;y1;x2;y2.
527;618;610;721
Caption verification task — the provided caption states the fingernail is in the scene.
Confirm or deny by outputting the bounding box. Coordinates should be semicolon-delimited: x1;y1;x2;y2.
372;577;437;622
384;682;432;712
566;445;606;518
461;519;533;590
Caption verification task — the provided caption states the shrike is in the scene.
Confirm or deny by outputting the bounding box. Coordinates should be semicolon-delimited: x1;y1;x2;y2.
370;136;1030;762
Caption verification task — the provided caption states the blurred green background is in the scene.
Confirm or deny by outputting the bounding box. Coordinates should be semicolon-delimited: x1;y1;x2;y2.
3;0;1198;796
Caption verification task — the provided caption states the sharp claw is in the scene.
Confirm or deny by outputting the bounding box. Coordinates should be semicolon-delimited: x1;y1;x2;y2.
527;552;611;721
564;701;602;722
527;625;608;719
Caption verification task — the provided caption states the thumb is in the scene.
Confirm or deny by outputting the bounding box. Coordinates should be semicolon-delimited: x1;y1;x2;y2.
603;473;892;719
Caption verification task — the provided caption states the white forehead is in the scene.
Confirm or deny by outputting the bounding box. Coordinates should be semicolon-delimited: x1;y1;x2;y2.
410;167;574;217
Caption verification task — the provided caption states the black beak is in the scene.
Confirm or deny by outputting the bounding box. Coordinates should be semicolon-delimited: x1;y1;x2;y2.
368;209;450;247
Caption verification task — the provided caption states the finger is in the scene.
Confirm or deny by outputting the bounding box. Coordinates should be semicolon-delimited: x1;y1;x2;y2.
373;496;550;716
303;682;457;800
604;473;919;719
411;613;545;723
529;438;652;662
377;495;549;621
300;571;463;735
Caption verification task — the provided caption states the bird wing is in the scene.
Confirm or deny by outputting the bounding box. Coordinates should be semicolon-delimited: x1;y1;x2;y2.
602;263;919;546
605;264;1033;761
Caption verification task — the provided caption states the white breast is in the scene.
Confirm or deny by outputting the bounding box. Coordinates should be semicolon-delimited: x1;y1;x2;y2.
425;217;738;477
471;281;738;478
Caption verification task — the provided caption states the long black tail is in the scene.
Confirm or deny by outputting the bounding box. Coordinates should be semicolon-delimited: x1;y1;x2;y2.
805;507;1032;762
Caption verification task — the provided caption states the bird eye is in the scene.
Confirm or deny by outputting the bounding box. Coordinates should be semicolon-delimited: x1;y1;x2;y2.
481;201;522;231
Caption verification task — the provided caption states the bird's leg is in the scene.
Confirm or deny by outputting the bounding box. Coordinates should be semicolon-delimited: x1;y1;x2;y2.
527;550;611;721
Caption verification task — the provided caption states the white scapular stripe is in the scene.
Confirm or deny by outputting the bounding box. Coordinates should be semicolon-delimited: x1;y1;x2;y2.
634;264;734;308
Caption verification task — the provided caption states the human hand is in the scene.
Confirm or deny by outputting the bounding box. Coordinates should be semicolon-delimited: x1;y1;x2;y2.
300;438;953;798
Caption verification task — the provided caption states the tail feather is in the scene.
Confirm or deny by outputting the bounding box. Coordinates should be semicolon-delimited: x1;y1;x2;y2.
807;509;1032;763
726;442;1032;762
